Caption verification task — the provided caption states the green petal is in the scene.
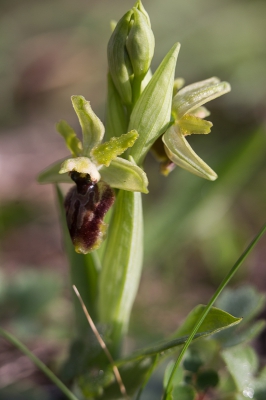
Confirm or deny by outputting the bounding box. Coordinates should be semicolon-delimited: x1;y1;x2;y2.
56;120;83;157
71;95;105;155
59;157;101;182
37;159;72;184
179;114;213;135
100;157;148;193
129;42;180;165
172;78;231;118
91;130;139;166
162;124;217;181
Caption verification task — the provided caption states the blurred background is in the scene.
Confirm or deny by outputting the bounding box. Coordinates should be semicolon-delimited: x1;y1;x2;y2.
0;0;266;398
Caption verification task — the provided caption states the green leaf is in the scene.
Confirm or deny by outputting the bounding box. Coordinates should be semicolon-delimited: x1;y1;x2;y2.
172;79;231;118
196;370;219;390
105;73;128;140
162;124;218;181
163;361;183;389
222;345;258;394
215;285;265;324
56;120;82;156
100;157;149;193
37;159;72;184
179;114;213;135
98;190;143;353
71;95;105;155
172;385;196;400
118;306;241;363
91;130;139;166
129;42;180;165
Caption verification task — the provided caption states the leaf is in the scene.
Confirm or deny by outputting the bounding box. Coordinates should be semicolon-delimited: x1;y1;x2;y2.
117;306;241;363
105;74;128;140
71;95;105;155
37;159;72;184
172;80;231;119
163;361;183;389
91;130;139;166
100;157;149;193
215;285;265;324
172;385;197;400
179;114;213;135
222;345;258;394
129;42;180;164
162;124;217;181
98;190;143;351
56;120;82;156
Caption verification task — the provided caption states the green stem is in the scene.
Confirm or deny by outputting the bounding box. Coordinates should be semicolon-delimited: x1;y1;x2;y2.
164;222;266;399
98;190;143;356
0;328;80;400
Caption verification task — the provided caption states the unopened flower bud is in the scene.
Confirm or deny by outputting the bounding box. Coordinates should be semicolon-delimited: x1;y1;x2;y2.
64;172;115;254
107;11;133;106
126;7;155;78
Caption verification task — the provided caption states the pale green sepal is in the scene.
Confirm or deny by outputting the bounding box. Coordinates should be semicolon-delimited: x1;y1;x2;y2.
134;0;151;27
37;159;72;184
172;81;231;118
56;120;83;157
162;124;218;181
59;157;101;182
126;7;155;78
176;77;220;96
91;130;139;166
179;114;213;136
100;157;148;193
173;78;185;97
105;73;128;140
129;42;181;165
71;95;104;155
107;11;133;106
190;106;210;118
99;190;143;352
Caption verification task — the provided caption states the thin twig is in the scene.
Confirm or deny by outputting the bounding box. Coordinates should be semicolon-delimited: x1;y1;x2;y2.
72;285;128;399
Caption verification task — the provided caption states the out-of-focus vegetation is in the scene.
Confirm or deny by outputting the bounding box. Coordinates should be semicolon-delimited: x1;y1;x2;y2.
0;0;266;398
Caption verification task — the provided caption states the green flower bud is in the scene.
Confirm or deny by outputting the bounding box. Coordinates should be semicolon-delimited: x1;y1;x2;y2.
107;10;133;106
126;7;155;79
64;172;115;254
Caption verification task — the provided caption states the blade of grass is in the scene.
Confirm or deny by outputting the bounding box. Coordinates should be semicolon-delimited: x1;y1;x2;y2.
163;222;266;399
0;328;80;400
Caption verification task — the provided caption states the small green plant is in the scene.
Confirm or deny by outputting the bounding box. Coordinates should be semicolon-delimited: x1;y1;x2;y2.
1;1;265;400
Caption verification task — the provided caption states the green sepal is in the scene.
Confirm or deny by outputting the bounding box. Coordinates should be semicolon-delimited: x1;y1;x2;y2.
179;114;213;136
107;10;133;106
129;42;181;164
126;7;155;78
37;159;72;184
105;73;128;140
91;130;139;166
71;95;105;155
172;78;231;118
162;124;218;181
56;120;83;157
100;157;149;193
